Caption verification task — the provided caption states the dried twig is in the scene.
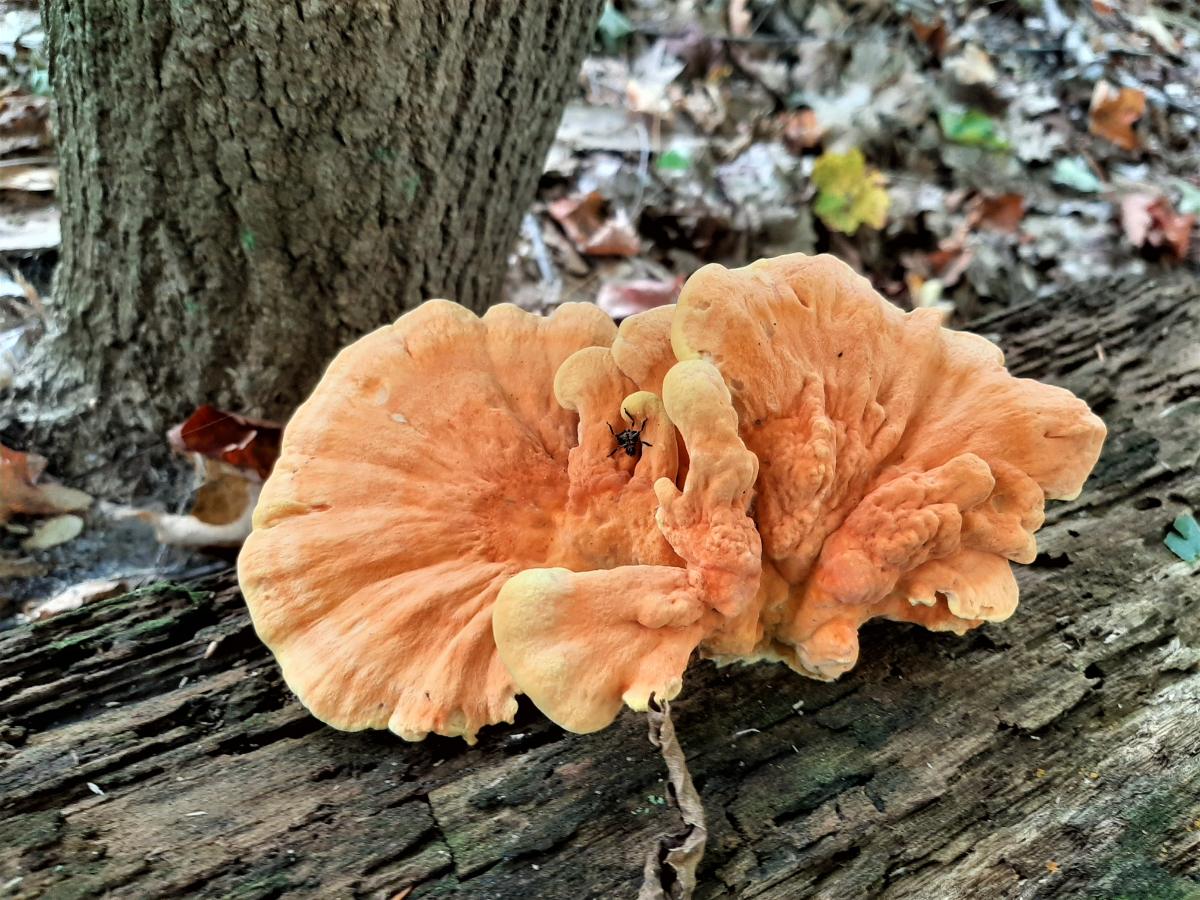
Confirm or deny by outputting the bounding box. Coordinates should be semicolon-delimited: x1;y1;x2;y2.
638;698;707;900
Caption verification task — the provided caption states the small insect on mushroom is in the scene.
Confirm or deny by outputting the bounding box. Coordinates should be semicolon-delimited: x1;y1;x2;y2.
607;409;653;458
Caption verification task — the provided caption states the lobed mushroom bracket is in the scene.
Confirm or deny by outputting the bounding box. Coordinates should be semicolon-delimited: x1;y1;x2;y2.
670;254;1107;680
239;252;1107;743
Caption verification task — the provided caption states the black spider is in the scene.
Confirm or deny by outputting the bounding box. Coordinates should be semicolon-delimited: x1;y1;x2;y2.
608;409;653;458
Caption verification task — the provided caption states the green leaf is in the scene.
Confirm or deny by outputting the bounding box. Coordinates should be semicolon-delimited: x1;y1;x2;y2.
938;107;1010;151
597;2;633;50
1165;513;1200;562
810;148;889;235
656;147;691;172
240;229;257;252
1052;157;1103;193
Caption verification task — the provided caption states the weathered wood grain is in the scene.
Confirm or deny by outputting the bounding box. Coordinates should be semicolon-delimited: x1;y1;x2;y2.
2;276;1198;899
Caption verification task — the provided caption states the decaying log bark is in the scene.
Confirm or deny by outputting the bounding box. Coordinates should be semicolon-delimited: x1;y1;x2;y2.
1;276;1198;899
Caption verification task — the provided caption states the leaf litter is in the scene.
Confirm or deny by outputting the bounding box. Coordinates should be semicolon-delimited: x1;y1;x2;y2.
506;0;1200;326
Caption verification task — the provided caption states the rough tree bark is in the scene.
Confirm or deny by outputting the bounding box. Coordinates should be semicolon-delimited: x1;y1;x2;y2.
14;0;601;477
1;274;1198;898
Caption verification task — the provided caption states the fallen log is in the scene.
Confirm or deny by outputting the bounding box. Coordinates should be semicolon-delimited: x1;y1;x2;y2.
2;274;1198;899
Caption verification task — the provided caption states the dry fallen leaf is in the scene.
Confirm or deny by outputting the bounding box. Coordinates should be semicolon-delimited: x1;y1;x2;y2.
168;405;282;480
727;0;751;37
1088;81;1145;151
119;460;261;548
0;90;52;156
639;699;707;900
595;276;683;320
548;192;641;257
927;245;974;289
25;578;125;621
1120;193;1155;247
22;514;84;551
0;554;43;579
0;167;57;193
1132;12;1180;54
945;44;997;87
909;16;948;57
781;108;823;153
119;406;284;548
969;193;1026;233
0;443;93;524
1120;193;1195;261
0;205;60;254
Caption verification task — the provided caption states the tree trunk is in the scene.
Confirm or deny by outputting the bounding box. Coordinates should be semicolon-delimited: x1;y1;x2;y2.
1;274;1198;898
15;0;601;480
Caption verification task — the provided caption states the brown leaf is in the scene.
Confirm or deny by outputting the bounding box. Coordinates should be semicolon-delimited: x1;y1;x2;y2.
168;405;282;479
120;462;261;548
927;246;974;288
190;466;256;526
1120;193;1195;260
547;192;640;257
1152;200;1195;260
1088;81;1145;151
781;108;823;153
0;443;93;523
969;193;1026;233
595;276;682;321
639;699;707;900
909;16;948;57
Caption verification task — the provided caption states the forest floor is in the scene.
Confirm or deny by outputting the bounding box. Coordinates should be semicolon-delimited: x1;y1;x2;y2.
1;0;1199;623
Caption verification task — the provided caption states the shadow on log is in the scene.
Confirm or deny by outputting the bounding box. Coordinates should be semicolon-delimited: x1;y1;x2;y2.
2;275;1199;899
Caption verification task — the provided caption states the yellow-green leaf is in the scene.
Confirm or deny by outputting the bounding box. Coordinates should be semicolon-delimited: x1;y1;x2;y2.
810;149;890;235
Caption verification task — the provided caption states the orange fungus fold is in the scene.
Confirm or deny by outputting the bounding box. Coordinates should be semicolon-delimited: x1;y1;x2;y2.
239;254;1106;742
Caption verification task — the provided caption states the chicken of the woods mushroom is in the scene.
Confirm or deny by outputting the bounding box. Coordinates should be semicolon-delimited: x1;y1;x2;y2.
238;253;1106;743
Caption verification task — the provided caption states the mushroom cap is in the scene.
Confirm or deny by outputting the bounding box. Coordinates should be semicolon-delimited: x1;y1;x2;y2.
672;254;1106;679
239;300;684;743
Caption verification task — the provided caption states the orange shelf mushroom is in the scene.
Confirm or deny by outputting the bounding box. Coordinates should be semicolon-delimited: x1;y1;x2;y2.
670;255;1107;680
493;357;761;733
240;253;1105;744
238;300;744;743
